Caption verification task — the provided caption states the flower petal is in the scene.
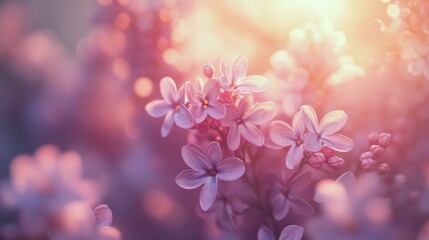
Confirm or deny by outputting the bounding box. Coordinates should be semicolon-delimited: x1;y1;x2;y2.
145;100;171;117
181;144;210;170
236;75;269;92
220;59;231;81
301;105;319;133
286;145;304;169
292;110;305;139
160;77;177;103
207;141;222;167
231;55;248;84
240;123;264;147
217;157;245;181
319;110;347;135
279;225;304;240
237;96;253;114
269;121;295;147
271;190;289;220
258;226;275;240
161;112;174;137
193;107;207;124
207;102;226;120
243;101;277;125
174;106;194;128
303;132;323;152
200;178;218;211
321;134;354;152
176;169;208;189
93;204;113;228
227;124;241;151
203;79;221;101
186;82;203;106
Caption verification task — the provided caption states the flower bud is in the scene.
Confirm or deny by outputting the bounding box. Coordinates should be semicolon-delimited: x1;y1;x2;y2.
377;133;392;147
368;132;379;144
378;163;390;174
327;156;345;169
361;158;376;170
308;152;326;168
320;146;335;160
203;63;214;78
370;145;384;158
359;151;373;161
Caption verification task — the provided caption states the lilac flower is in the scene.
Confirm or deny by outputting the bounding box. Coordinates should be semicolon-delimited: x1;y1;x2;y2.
145;77;194;137
269;171;314;220
258;225;304;240
221;96;277;150
186;79;226;123
220;55;269;93
269;110;307;169
301;105;354;153
175;141;245;211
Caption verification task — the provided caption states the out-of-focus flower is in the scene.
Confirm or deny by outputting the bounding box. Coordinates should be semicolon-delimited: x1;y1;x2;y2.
3;145;100;237
221;96;277;150
175;142;245;211
145;76;194;137
186;79;226;123
257;225;304;240
93;204;122;240
220;55;269;93
269;110;307;169
301;105;354;152
269;172;314;220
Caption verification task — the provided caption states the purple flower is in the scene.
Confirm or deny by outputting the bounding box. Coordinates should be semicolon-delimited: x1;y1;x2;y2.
186;79;226;123
221;96;277;150
145;77;194;137
269;171;314;220
220;55;269;93
301;105;353;153
269;110;307;169
175;141;245;211
258;225;304;240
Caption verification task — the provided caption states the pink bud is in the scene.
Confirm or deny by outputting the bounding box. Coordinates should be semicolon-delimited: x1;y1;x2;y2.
320;146;335;160
308;152;326;168
361;158;376;170
377;132;392;147
327;156;345;169
196;122;209;133
394;174;406;187
378;163;390;174
370;145;384;158
368;132;379;144
359;151;373;161
203;63;214;78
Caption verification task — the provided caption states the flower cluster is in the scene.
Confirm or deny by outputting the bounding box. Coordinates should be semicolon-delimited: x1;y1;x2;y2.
266;20;365;116
146;56;354;239
0;145;121;239
381;0;429;79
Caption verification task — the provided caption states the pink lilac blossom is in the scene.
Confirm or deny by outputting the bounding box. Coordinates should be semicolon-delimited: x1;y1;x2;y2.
145;76;194;137
301;105;354;153
269;110;308;169
175;141;245;211
221;96;277;150
186;78;226;123
269;171;314;220
258;225;304;240
220;55;269;93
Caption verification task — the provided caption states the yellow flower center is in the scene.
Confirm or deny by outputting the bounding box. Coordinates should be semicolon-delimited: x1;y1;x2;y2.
202;99;209;109
296;139;302;146
174;105;181;112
